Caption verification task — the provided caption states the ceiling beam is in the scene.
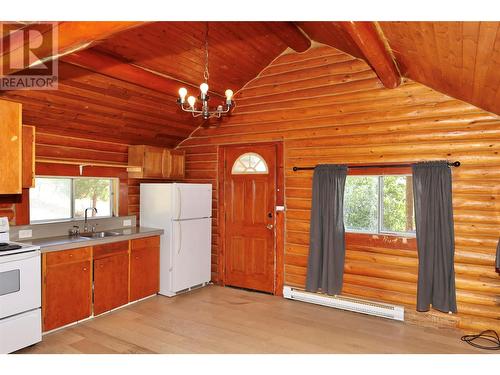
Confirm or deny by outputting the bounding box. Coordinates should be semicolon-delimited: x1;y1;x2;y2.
61;49;222;98
339;21;401;88
266;22;311;53
1;21;145;74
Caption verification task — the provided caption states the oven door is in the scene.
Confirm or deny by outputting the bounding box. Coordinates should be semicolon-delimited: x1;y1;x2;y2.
0;250;41;319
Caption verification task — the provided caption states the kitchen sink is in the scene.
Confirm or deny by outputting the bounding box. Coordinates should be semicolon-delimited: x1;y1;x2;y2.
79;231;121;239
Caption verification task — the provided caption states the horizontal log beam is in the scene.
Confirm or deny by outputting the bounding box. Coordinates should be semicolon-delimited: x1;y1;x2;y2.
266;22;311;53
340;21;402;89
61;49;223;98
1;21;145;75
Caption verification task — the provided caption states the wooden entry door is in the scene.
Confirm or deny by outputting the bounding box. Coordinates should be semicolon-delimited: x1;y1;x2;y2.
224;144;276;293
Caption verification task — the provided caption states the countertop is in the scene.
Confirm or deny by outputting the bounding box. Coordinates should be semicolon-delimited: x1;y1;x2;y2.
20;226;164;253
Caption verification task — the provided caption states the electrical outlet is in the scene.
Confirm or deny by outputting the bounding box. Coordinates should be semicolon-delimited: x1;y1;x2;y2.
18;229;33;239
122;228;132;235
123;219;132;227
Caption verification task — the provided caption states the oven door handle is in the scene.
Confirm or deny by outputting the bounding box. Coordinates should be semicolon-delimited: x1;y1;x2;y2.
0;250;40;265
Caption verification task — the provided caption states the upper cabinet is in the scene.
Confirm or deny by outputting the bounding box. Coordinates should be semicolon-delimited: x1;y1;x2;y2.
0;100;22;194
128;145;185;180
22;125;36;189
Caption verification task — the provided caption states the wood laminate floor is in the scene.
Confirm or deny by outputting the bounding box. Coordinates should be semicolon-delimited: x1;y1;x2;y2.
17;285;484;354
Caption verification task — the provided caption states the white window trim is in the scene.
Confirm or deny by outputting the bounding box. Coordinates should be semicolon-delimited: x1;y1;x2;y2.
29;176;118;224
345;174;416;238
231;152;269;174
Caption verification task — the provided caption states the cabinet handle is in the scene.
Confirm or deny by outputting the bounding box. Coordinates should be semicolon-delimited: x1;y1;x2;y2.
69;254;73;257
83;267;87;271
135;256;140;260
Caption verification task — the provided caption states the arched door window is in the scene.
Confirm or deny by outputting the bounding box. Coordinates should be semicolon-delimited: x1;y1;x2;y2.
231;152;269;174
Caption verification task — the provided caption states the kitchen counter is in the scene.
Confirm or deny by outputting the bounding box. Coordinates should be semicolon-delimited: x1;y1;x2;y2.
20;226;164;253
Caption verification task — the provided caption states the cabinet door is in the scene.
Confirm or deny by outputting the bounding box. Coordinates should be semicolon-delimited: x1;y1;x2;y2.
130;239;160;301
0;100;21;194
162;149;185;179
22;125;35;189
143;146;164;178
93;253;129;316
43;258;92;332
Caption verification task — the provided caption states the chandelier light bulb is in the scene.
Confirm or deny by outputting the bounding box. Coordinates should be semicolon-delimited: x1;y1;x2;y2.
175;26;233;120
200;82;209;95
178;87;188;101
187;95;196;108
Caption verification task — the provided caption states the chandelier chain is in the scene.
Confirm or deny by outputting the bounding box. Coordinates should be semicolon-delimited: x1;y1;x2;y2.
203;22;209;82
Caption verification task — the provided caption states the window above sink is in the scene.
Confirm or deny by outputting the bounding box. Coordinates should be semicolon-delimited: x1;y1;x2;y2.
29;177;119;224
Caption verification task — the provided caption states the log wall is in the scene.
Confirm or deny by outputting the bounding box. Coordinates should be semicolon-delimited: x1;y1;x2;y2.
5;132;138;225
179;44;500;332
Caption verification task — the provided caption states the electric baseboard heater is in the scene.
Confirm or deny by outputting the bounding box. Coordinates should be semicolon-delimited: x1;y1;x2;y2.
283;286;405;322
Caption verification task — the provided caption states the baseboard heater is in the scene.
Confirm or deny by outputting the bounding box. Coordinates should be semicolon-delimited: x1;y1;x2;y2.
283;286;405;322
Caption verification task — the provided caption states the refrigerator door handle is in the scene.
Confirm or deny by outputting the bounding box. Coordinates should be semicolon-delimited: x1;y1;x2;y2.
177;222;182;254
170;221;181;272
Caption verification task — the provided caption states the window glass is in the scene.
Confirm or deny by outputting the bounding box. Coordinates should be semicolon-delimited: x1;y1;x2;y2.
30;177;116;223
382;175;415;233
344;176;379;232
232;152;268;174
30;178;72;222
343;175;415;236
73;178;112;218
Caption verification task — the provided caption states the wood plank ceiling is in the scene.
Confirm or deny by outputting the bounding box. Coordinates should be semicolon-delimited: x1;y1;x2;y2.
297;21;500;116
0;22;302;147
0;21;500;147
379;22;500;117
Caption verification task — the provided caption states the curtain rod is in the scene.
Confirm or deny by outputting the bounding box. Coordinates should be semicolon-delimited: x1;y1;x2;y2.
292;161;461;171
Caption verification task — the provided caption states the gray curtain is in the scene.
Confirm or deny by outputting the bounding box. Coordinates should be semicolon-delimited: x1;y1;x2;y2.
306;164;348;295
412;161;457;313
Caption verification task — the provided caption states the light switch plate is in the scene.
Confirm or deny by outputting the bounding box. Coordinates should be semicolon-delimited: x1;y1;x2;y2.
18;229;33;239
123;219;132;227
276;206;285;212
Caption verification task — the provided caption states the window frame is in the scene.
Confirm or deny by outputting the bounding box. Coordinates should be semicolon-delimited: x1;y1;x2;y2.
29;176;118;224
344;174;416;238
231;152;269;175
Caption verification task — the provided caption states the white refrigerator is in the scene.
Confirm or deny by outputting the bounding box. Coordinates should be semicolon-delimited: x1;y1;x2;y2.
140;183;212;297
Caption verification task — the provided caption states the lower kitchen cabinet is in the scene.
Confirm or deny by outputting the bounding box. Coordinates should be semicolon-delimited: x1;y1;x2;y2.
130;237;160;302
93;252;129;316
42;247;92;332
42;236;160;331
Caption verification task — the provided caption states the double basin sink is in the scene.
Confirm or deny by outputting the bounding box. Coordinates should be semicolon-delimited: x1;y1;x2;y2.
78;231;121;239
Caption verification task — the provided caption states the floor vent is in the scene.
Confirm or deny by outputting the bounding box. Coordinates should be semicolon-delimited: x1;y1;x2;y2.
283;286;404;321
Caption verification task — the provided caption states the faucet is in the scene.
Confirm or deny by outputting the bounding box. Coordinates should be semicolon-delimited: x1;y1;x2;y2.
84;207;98;232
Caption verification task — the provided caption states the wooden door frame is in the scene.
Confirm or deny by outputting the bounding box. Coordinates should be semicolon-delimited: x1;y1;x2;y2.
217;141;284;296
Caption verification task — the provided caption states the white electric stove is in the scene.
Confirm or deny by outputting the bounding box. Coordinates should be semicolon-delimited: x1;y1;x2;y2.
0;217;42;354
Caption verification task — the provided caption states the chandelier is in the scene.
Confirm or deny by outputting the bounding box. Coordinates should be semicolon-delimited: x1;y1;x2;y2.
177;23;234;120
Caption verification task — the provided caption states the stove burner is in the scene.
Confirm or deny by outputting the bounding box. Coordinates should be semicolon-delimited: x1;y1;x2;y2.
0;243;22;252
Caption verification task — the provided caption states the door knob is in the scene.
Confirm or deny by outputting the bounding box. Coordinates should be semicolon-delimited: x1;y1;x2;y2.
266;224;274;230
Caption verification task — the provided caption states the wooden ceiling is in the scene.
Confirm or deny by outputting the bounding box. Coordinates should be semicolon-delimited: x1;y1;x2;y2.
1;21;500;147
379;22;500;117
296;21;500;116
93;22;297;95
0;21;309;147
